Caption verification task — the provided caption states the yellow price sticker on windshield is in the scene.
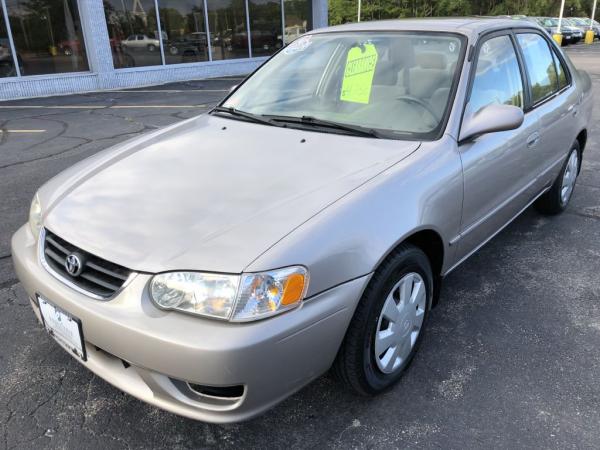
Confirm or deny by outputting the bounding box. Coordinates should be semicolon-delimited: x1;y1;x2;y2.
340;44;378;104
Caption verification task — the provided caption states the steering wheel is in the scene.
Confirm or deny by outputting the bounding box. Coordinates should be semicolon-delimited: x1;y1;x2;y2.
396;95;440;123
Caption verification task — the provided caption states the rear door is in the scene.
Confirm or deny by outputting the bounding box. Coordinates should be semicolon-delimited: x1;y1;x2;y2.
514;32;579;189
455;32;540;262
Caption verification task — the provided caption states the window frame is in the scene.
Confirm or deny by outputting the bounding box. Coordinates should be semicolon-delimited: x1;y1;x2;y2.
461;26;575;139
460;29;529;139
512;29;573;111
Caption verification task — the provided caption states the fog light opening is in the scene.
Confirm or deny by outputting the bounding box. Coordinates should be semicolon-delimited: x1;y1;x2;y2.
187;383;244;399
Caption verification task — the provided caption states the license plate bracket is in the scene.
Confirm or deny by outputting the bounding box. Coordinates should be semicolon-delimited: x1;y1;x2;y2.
38;295;86;361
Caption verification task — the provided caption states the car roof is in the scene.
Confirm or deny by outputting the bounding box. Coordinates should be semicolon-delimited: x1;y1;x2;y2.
312;17;542;38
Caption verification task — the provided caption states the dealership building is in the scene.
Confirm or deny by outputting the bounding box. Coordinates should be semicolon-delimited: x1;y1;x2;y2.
0;0;327;100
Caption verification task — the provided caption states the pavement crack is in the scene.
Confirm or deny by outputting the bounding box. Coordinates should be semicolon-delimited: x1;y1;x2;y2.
0;136;89;170
0;278;18;291
28;369;66;419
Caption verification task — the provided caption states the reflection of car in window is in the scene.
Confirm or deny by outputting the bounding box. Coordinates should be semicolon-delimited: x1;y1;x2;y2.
58;40;82;56
229;29;283;52
168;32;208;58
121;34;160;52
281;25;307;43
0;38;23;77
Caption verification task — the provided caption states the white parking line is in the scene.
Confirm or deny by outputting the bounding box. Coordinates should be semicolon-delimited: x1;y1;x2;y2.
0;129;46;133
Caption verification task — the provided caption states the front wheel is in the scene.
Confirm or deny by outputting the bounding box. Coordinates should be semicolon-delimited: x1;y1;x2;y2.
535;142;580;215
333;244;433;395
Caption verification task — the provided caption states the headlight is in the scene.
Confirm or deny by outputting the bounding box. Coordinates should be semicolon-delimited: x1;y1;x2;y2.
150;266;308;321
233;266;308;321
29;193;42;238
150;272;240;319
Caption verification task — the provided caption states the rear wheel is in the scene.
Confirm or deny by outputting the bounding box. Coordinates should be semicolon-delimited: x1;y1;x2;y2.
333;244;433;395
535;141;580;215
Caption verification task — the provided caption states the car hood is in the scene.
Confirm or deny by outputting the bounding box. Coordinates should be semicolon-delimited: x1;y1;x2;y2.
43;115;420;273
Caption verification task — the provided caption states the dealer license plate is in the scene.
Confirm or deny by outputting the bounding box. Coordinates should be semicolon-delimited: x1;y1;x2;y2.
38;296;86;360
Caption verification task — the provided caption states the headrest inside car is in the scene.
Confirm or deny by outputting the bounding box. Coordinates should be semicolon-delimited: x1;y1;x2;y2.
415;52;448;69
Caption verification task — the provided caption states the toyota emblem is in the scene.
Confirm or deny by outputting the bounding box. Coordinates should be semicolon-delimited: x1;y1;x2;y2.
65;254;83;276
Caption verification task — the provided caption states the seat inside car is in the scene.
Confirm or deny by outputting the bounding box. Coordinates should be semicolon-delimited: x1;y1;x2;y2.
402;52;451;99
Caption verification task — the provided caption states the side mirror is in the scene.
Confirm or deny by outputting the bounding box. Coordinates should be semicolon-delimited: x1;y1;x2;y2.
459;103;524;143
228;84;238;93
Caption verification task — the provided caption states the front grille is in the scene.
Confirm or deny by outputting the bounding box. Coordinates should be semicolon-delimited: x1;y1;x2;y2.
42;229;132;299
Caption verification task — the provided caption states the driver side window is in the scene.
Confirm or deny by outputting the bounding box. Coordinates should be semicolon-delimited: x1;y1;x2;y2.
467;35;524;116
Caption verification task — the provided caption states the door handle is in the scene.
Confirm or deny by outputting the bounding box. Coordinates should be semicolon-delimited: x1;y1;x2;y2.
526;132;540;148
567;104;578;116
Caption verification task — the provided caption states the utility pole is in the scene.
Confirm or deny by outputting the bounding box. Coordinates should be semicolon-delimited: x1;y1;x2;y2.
358;0;361;22
585;0;597;43
554;0;566;45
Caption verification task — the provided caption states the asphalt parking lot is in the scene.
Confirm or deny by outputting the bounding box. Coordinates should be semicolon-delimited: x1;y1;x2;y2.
1;44;600;449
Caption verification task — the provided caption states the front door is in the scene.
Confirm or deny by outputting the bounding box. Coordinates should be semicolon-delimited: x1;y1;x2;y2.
455;33;539;262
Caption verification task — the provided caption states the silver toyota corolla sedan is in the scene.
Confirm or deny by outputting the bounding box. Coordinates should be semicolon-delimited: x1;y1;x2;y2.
11;18;593;423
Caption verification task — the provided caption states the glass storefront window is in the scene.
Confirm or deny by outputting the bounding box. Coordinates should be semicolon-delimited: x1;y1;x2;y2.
5;0;88;76
283;0;308;44
207;0;249;60
0;7;18;77
159;0;209;64
248;0;282;56
102;0;312;67
104;0;162;68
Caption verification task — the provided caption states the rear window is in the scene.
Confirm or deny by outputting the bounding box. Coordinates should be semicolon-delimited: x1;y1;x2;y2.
552;51;569;90
516;33;557;104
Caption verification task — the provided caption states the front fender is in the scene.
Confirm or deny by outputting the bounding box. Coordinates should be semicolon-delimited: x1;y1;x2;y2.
246;136;464;298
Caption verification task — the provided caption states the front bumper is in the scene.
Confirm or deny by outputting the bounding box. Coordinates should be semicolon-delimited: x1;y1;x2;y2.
11;225;369;423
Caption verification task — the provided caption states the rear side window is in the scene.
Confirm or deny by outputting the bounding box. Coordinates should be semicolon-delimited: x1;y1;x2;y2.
516;33;558;104
552;51;569;90
467;35;524;115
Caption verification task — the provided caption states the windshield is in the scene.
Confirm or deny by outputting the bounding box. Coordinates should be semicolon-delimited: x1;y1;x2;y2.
222;32;465;140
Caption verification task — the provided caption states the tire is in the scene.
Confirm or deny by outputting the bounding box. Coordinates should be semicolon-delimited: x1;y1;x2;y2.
169;46;179;55
147;44;156;52
535;141;580;215
333;244;433;395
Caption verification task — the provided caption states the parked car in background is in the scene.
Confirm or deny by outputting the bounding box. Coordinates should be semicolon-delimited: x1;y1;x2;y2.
573;17;600;39
536;17;575;44
121;34;161;53
562;18;584;42
12;17;593;423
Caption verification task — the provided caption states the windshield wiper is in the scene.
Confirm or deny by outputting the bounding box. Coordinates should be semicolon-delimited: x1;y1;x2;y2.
211;106;277;127
264;114;383;138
